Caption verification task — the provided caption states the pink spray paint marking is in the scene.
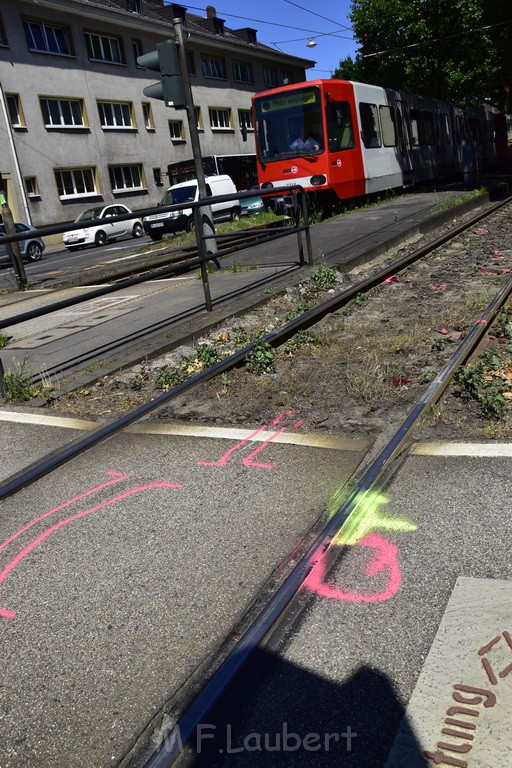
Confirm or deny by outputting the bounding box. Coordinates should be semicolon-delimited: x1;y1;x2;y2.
242;420;303;468
0;471;128;553
304;533;402;603
197;411;300;468
384;275;401;284
0;481;182;619
431;284;447;291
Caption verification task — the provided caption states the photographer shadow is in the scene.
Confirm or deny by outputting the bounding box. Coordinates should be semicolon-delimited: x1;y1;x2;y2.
179;646;426;767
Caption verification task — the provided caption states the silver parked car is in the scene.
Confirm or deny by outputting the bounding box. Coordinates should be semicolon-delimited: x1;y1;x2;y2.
0;222;45;265
63;204;144;250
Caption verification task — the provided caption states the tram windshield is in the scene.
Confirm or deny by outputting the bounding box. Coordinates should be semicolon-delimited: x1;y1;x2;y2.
253;86;324;161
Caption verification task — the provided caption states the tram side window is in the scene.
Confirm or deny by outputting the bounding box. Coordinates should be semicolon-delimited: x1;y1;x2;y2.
442;113;452;145
379;105;396;146
410;109;420;145
359;102;381;148
422;111;435;145
326;101;354;151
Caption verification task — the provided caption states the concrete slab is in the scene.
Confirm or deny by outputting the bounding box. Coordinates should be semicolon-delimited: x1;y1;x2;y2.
385;577;512;768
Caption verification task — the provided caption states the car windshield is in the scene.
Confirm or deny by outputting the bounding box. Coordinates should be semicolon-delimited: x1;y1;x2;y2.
75;207;104;223
161;185;196;206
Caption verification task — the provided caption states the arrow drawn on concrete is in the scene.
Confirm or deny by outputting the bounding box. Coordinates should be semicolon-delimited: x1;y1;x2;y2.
0;480;182;619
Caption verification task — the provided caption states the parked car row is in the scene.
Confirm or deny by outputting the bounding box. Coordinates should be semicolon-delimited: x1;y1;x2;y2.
0;183;266;268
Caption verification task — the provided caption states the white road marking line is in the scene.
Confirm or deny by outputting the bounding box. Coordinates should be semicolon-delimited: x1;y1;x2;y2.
0;410;370;451
411;441;512;456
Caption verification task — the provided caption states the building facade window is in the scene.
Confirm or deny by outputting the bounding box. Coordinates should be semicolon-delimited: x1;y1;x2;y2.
263;66;277;88
238;109;253;131
169;120;184;140
186;50;196;76
85;32;123;64
108;164;143;192
142;102;154;130
201;55;226;79
25;177;40;197
98;101;134;128
132;38;143;65
195;106;203;130
23;20;72;55
55;167;97;198
40;97;85;128
0;14;8;46
6;94;26;127
153;168;163;187
209;107;231;130
232;61;253;84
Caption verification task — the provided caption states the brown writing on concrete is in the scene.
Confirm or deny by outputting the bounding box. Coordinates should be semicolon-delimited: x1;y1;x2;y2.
423;684;496;767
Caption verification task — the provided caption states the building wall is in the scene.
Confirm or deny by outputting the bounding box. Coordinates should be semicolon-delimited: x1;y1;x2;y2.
0;0;312;231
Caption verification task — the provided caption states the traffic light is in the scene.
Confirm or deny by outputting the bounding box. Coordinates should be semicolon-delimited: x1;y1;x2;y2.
137;40;186;109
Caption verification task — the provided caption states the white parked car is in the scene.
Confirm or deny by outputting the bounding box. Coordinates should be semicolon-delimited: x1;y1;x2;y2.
63;204;144;250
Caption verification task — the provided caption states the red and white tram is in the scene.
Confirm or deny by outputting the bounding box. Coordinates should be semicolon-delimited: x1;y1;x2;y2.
252;79;496;206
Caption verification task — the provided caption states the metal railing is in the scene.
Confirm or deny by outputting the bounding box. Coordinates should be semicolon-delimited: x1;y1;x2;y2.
0;185;313;304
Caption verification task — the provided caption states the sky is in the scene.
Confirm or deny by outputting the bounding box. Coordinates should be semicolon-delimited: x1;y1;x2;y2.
181;0;358;79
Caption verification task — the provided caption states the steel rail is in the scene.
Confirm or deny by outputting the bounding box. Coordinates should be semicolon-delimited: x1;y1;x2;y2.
1;198;509;500
143;266;512;768
0;226;302;330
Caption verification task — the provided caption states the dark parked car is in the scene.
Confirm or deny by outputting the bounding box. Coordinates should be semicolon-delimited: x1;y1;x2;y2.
240;195;265;216
0;222;45;265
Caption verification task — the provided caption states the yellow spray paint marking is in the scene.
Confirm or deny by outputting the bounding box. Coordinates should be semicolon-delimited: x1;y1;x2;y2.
331;490;418;546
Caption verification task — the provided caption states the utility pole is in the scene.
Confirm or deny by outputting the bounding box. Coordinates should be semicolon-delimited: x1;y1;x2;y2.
0;177;27;290
172;17;220;286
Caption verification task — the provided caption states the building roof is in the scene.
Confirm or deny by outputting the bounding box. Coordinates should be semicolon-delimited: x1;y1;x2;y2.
72;0;315;67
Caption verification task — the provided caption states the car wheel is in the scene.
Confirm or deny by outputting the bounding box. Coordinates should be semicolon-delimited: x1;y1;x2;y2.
95;231;107;247
230;207;241;222
149;233;163;242
132;222;143;238
25;242;43;262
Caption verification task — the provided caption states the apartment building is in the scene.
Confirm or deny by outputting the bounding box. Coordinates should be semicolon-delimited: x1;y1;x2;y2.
0;0;314;229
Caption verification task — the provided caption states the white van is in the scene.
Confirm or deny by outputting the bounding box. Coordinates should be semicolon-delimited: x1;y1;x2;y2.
143;174;240;240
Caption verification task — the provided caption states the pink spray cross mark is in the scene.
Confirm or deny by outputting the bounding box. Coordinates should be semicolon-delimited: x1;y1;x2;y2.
0;478;182;619
197;411;303;469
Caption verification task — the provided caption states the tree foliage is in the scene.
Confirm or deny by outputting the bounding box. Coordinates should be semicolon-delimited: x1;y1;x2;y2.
332;0;511;111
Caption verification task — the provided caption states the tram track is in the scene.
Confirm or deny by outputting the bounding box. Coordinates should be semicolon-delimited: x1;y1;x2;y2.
1;196;512;768
1;197;510;502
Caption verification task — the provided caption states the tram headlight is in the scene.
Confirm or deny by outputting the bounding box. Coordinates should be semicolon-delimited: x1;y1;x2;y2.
261;182;274;188
310;175;327;187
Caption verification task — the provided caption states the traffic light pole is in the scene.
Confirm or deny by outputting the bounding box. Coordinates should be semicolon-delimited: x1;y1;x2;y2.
172;17;218;310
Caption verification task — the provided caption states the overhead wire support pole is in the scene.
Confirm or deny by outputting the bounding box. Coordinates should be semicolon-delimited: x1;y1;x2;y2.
172;16;219;310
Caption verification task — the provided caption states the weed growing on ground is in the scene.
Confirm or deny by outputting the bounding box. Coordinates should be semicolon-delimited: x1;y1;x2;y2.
245;342;275;375
454;348;510;419
283;329;318;355
311;263;338;291
3;356;50;402
0;331;10;349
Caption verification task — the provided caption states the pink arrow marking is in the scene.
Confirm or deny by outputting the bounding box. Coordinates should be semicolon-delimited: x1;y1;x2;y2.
242;420;303;468
197;411;298;467
304;533;402;603
0;472;128;553
0;481;182;619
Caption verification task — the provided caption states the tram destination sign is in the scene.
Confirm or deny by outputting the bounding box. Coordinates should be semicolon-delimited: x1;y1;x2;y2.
258;88;318;113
